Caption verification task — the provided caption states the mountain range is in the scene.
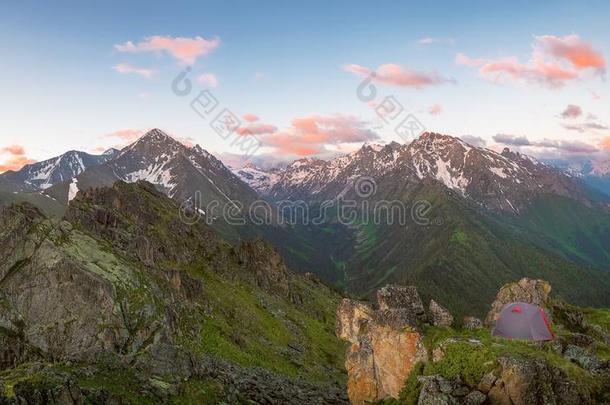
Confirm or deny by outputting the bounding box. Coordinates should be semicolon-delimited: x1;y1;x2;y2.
2;128;610;317
546;157;610;197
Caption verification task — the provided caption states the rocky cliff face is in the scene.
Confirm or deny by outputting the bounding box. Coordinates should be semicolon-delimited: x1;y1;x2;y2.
336;285;429;404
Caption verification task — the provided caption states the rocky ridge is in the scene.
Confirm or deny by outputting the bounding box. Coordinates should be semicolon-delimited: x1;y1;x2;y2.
0;180;348;404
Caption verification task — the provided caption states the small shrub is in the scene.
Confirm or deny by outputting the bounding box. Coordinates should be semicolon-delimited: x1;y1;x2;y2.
424;342;494;387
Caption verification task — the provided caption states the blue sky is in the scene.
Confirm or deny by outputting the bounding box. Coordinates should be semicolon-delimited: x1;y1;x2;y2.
1;0;609;169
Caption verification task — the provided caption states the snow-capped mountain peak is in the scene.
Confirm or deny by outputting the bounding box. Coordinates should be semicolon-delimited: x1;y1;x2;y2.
0;149;117;193
233;131;594;213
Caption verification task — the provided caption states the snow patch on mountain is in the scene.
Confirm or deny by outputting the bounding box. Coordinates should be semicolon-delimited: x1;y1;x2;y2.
68;178;79;202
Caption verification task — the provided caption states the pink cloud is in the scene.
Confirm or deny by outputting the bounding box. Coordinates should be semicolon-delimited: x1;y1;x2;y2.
0;144;36;173
115;35;220;65
428;104;443;115
106;129;144;142
197;73;218;87
236;122;278;136
242;113;259;122
112;63;155;79
259;114;379;156
560;104;582;119
0;145;27;155
456;35;606;88
344;63;453;88
536;35;606;73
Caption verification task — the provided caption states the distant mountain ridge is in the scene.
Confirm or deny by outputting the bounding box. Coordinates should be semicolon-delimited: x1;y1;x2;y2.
234;132;607;213
0;149;119;193
546;157;610;197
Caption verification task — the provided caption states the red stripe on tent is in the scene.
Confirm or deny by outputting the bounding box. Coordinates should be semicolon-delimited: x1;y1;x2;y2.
539;308;554;338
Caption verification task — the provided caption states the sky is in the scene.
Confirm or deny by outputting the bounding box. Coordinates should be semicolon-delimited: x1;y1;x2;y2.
1;0;609;171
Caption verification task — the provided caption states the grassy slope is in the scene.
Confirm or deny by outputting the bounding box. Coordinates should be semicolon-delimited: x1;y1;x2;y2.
355;187;610;318
279;185;610;319
510;195;610;268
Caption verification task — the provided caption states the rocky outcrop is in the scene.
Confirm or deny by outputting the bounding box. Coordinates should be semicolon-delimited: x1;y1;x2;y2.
463;316;483;329
0;203;181;372
485;278;551;325
0;182;350;402
485;356;593;405
237;238;291;298
428;299;453;327
563;345;602;372
336;285;428;404
415;354;597;405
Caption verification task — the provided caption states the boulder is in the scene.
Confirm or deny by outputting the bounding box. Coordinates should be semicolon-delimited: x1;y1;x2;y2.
463;316;483;330
336;285;428;404
377;285;427;322
486;356;592;405
463;390;486;405
429;300;454;327
477;371;497;393
335;299;374;343
563;345;601;372
485;278;551;325
416;375;459;405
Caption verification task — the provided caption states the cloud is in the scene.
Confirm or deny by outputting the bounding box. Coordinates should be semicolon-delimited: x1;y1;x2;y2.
106;129;144;142
256;114;379;156
493;133;598;153
254;72;265;81
417;37;455;45
589;89;601;100
0;145;26;155
456;35;606;88
197;73;218;87
115;35;220;65
560;104;582;119
536;34;606;73
493;133;531;146
460;135;487;147
236;122;278;136
112;63;155;79
344;63;454;88
561;121;608;133
242;113;259;122
537;139;598;153
0;144;36;173
600;137;610;150
428;104;443;115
